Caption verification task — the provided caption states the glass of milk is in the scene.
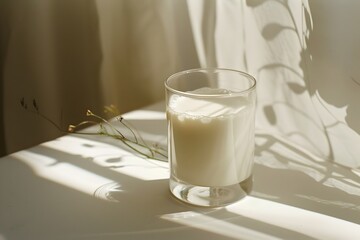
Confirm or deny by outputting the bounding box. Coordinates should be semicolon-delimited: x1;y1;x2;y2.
165;68;256;207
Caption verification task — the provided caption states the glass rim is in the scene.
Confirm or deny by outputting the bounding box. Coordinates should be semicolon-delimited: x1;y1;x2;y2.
165;68;257;98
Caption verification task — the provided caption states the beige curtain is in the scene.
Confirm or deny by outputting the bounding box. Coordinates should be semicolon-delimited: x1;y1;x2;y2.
1;0;199;154
1;0;360;170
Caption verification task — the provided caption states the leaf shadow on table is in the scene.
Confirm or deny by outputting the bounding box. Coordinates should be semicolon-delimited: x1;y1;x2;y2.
1;139;317;240
123;103;360;224
252;132;360;224
122;111;360;237
2;103;360;239
0;142;198;239
2;143;325;240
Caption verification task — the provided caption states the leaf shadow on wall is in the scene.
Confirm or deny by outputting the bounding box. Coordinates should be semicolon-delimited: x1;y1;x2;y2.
247;0;360;168
245;0;360;224
305;0;360;134
253;0;360;135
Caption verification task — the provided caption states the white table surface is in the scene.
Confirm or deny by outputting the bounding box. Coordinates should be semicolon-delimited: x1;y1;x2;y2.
1;102;359;240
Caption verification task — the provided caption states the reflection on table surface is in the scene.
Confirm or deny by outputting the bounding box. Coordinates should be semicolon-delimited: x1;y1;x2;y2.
0;102;359;240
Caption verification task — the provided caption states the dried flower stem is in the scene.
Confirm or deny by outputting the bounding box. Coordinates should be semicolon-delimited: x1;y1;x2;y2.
20;98;167;162
86;110;167;160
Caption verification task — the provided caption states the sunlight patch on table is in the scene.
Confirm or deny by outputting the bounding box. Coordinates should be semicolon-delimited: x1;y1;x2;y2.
13;151;118;200
94;155;169;181
41;135;169;181
352;168;360;177
161;211;281;240
42;135;130;159
323;177;360;196
122;109;166;120
226;196;360;240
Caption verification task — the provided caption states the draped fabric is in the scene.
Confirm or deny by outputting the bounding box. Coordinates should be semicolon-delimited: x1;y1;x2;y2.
1;0;359;169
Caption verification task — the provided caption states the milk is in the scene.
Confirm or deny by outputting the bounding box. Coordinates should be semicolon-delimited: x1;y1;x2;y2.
167;88;255;187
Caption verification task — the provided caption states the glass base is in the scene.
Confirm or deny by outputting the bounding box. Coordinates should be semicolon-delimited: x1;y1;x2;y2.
170;175;253;207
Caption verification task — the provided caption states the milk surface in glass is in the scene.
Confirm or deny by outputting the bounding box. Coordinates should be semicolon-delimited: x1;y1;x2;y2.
167;87;254;187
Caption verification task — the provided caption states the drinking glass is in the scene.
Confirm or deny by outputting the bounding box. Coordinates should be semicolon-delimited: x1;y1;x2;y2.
165;68;256;207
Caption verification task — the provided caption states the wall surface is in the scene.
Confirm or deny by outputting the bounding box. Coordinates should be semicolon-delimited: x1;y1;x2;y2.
1;0;359;169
